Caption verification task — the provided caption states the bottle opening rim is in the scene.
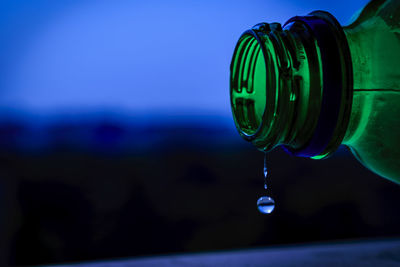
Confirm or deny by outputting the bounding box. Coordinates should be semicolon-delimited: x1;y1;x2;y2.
230;29;272;140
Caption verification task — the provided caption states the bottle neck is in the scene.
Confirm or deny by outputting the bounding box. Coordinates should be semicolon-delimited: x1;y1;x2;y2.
230;11;353;158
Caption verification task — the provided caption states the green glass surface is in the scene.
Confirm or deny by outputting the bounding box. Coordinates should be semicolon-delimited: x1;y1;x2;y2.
230;0;400;182
231;35;267;136
342;0;400;182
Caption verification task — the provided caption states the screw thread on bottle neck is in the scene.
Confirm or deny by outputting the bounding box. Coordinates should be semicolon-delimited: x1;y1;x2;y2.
230;12;353;157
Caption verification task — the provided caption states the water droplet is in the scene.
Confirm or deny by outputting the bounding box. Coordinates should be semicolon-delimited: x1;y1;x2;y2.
257;196;275;214
263;153;268;189
258;153;275;214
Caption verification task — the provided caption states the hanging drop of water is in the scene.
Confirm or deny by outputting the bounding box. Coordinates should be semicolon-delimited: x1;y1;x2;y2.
257;196;275;214
258;153;275;214
263;153;268;190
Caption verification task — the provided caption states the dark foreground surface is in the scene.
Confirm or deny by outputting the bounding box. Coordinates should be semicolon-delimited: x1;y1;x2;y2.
3;116;400;265
46;239;400;267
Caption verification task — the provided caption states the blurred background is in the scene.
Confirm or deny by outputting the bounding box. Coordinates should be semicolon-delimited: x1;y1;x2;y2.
1;0;400;265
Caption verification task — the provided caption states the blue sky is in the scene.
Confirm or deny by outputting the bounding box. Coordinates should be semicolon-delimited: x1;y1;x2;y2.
0;0;369;117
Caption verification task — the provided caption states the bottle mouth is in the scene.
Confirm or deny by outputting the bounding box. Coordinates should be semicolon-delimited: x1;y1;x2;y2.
230;12;353;157
230;29;270;140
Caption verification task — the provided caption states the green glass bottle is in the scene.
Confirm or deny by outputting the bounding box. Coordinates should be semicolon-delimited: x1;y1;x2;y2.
230;0;400;183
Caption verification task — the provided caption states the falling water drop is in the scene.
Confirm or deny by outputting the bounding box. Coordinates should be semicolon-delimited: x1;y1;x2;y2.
257;196;275;214
258;152;275;214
